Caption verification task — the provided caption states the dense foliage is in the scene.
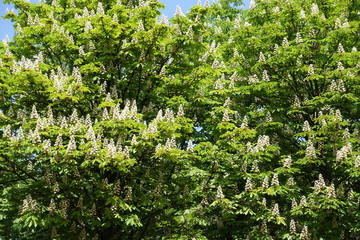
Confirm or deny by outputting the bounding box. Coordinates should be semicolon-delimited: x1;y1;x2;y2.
0;0;359;239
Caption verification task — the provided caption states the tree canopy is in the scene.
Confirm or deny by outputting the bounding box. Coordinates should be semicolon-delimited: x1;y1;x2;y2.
0;0;359;239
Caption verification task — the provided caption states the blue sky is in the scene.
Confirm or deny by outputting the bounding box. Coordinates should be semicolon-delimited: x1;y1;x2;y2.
0;0;249;41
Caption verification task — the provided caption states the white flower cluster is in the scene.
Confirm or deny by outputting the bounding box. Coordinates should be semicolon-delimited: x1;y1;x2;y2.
300;10;306;19
355;156;360;168
313;174;326;192
51;67;68;92
335;18;350;29
222;110;230;122
245;178;253;191
261;220;268;233
283;156;292;168
282;37;289;47
18;56;40;70
336;142;352;161
21;195;39;213
216;186;225;199
272;203;280;216
165;136;176;149
302;120;311;132
262;176;269;189
305;140;316;158
175;5;184;17
271;174;279;186
329;79;346;92
308;64;315;75
326;183;336;198
299;195;307;207
311;3;319;15
258;52;266;62
186;140;194;152
342;128;350;140
296;32;303;43
290;219;297;234
300;225;309;239
291;199;298;209
251;135;270;152
262;70;270;82
110;100;139;121
2;125;12;138
248;74;259;84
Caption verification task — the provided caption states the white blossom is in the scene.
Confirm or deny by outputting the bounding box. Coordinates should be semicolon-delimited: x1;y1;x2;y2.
30;105;39;119
262;176;269;189
43;139;52;153
300;10;306;18
177;104;184;117
96;2;105;15
290;219;297;234
66;135;76;153
147;121;158;134
72;67;82;85
294;32;302;44
308;64;315;75
335;109;343;121
85;21;93;32
300;225;309;239
175;5;184;17
3;125;12;138
21;195;39;213
342;128;350;140
216;185;225;199
326;183;336;198
85;126;96;141
222;110;230;122
89;140;99;155
338;43;345;53
342;18;349;28
251;161;259;172
186;26;193;38
258;52;266;62
30;128;41;143
302;120;311;132
272;203;280;216
245;178;253;191
60;116;68;129
249;0;256;8
241;116;248;128
291;199;298;209
79;46;85;56
283;156;292;168
299;195;307;207
336;142;352;161
271;174;279;186
54;134;63;147
17;127;25;141
164;108;174;122
137;20;144;31
348;188;354;200
314;174;326;192
311;3;319;15
305;140;316;158
282;37;289;47
186;140;194;152
106;139;117;158
165;136;176;149
354;156;360;168
262;70;270;82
